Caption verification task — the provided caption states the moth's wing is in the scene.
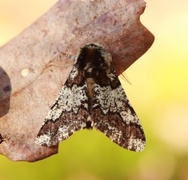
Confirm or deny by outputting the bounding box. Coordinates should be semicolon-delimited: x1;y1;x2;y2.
91;73;146;152
36;66;89;147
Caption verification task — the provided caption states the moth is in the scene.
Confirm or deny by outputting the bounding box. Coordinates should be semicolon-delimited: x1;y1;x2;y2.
36;43;146;152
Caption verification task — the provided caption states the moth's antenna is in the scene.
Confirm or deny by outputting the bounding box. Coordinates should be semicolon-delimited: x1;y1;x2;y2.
112;59;132;85
119;72;132;85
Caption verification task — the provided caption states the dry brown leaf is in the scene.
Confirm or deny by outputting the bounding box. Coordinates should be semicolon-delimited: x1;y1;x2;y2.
0;0;154;161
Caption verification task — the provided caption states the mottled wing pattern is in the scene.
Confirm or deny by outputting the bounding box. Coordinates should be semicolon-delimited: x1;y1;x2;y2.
36;43;146;151
91;69;145;151
36;66;90;147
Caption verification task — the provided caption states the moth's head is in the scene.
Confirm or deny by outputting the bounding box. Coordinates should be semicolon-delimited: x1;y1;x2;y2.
76;43;113;70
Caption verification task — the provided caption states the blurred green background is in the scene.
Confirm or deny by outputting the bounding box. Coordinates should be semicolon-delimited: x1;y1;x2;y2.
0;0;188;180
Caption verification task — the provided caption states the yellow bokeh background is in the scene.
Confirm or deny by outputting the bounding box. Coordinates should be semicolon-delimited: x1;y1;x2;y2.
0;1;188;180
